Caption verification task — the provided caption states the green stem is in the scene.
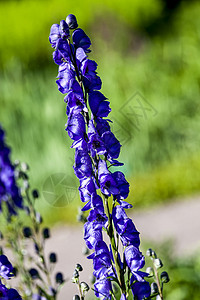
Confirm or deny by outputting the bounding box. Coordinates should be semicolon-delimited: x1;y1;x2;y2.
153;263;163;300
102;194;126;295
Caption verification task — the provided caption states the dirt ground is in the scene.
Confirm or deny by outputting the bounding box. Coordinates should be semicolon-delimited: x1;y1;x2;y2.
44;195;200;299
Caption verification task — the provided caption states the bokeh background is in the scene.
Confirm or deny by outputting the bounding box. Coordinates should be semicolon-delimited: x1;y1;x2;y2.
1;0;200;298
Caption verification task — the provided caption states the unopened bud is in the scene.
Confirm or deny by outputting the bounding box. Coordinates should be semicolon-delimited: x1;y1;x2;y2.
146;267;154;277
24;206;30;215
80;281;89;293
73;296;80;300
160;271;170;283
55;272;64;284
75;263;83;272
151;282;158;294
35;212;43;224
66;14;78;29
154;258;163;269
32;189;39;199
14;160;20;167
12;267;18;277
23;227;32;238
73;269;79;278
0;231;3;240
49;252;57;263
146;248;153;257
23;180;29;190
42;228;50;239
21;162;29;172
29;268;40;280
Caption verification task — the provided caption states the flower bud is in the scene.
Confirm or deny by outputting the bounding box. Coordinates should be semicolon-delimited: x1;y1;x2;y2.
29;268;40;280
160;271;170;283
75;263;83;272
23;227;32;238
80;281;89;293
24;206;30;215
60;20;70;39
66;14;78;29
49;252;57;263
146;248;153;257
0;231;3;240
42;228;50;239
35;212;43;224
12;267;18;277
146;267;154;277
56;272;64;284
73;269;79;278
32;189;39;199
14;160;20;167
151;282;158;294
154;258;163;269
23;180;29;190
21;162;29;172
73;296;80;300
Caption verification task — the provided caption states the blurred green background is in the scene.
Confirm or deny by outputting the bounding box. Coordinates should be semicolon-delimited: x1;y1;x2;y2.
1;0;200;299
1;0;200;222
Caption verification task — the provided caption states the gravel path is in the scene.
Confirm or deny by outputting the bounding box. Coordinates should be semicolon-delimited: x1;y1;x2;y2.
44;195;200;299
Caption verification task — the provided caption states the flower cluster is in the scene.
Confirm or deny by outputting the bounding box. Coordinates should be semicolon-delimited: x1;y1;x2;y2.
0;126;23;218
50;14;150;299
0;255;22;299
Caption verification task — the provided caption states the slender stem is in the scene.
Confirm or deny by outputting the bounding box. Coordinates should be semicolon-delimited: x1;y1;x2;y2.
153;263;163;300
102;194;126;295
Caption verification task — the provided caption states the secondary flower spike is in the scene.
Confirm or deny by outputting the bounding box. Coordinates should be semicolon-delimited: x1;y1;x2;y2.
50;14;150;299
0;126;23;218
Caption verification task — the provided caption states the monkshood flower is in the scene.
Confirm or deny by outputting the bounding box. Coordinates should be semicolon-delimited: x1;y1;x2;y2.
0;255;14;279
0;255;22;299
0;126;23;217
0;282;22;300
50;14;150;299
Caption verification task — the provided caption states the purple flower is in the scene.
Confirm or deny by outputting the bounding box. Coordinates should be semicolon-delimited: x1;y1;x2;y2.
73;148;93;179
72;28;91;52
112;171;129;200
0;255;13;280
66;110;86;141
49;20;70;48
120;294;127;300
88;241;112;279
79;177;97;203
102;131;121;160
87;194;107;225
0;281;22;299
0;126;23;217
89;92;111;118
84;221;103;249
124;245;145;277
66;14;78;29
112;206;140;247
81;59;102;91
56;63;75;94
59;20;70;39
49;24;60;48
94;277;112;300
98;160;119;196
95;118;111;136
131;281;151;300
